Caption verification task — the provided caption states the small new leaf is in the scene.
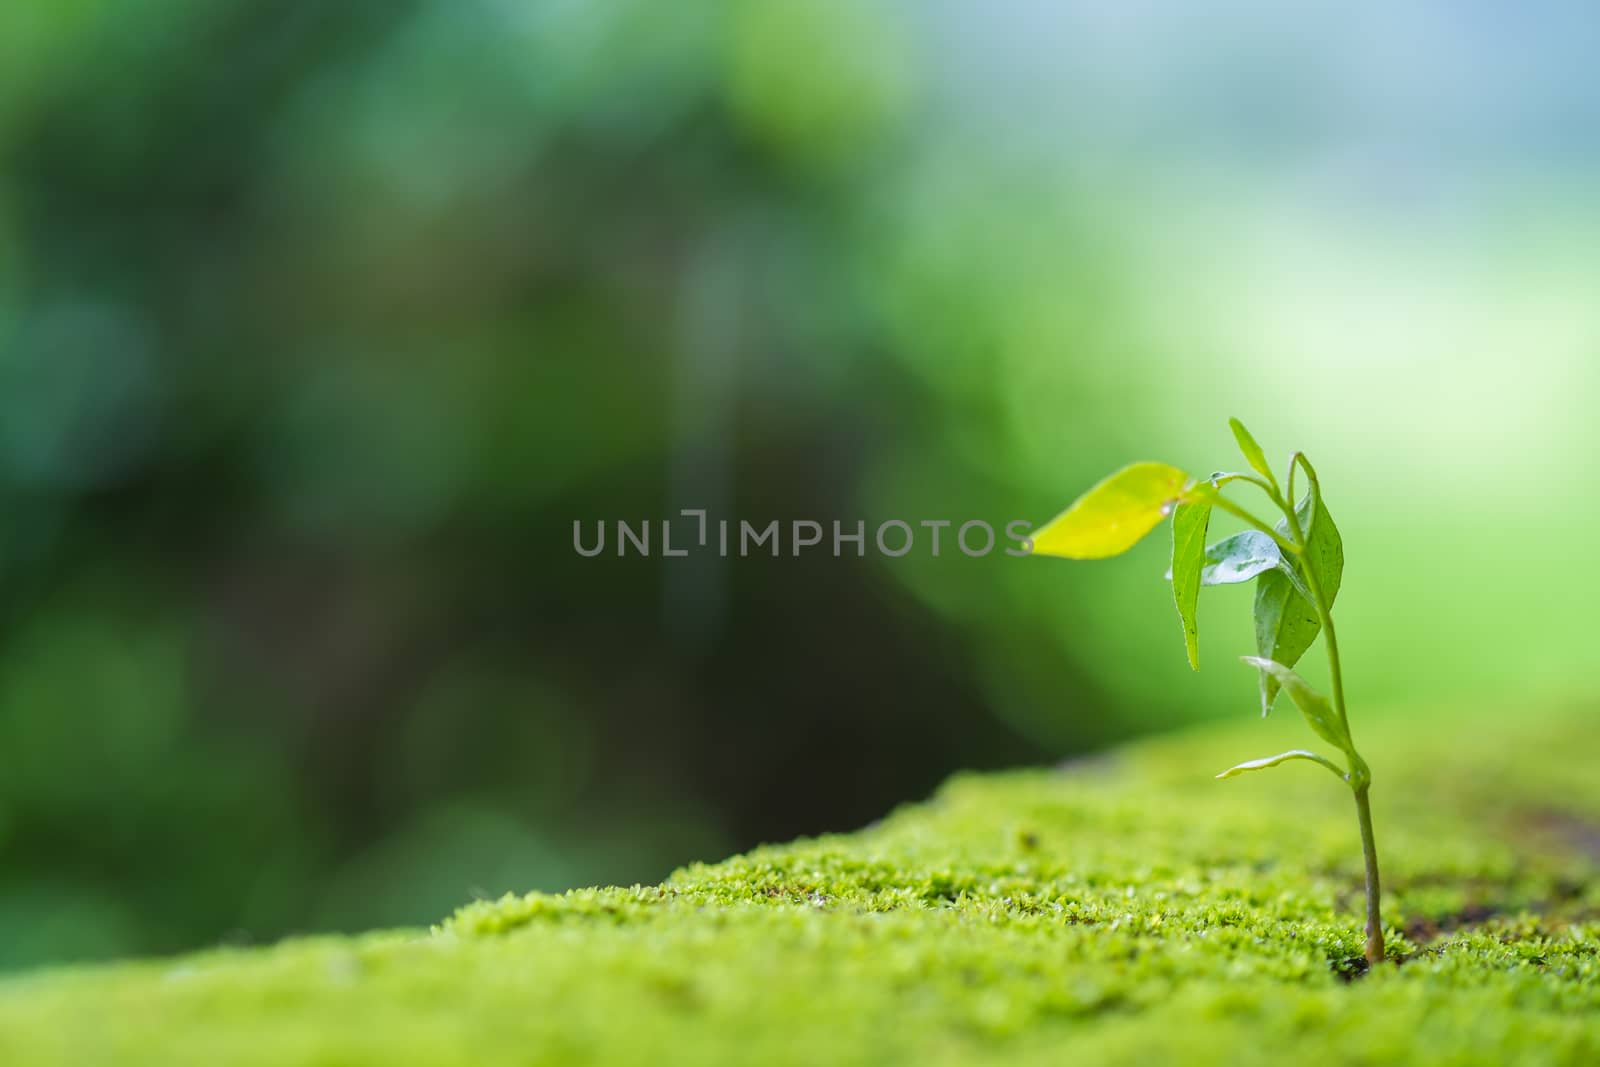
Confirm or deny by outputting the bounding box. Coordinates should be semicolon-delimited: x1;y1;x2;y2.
1200;531;1280;586
1216;749;1347;781
1228;418;1277;489
1170;499;1212;669
1032;462;1188;560
1241;656;1351;752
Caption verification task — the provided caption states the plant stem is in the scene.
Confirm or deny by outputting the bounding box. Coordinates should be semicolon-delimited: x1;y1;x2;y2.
1279;485;1385;964
1352;784;1385;964
1201;493;1300;556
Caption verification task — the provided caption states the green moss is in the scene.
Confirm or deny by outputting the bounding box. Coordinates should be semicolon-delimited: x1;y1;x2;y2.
1;703;1597;1065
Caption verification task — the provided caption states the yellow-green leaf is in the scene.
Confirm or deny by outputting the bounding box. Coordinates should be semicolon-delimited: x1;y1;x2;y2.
1031;463;1188;560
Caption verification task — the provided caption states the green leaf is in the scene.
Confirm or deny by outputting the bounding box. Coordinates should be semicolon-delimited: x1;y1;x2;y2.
1170;500;1212;670
1215;749;1347;781
1252;486;1343;711
1228;418;1277;487
1294;480;1344;609
1200;531;1280;586
1031;462;1188;560
1241;656;1351;752
1252;569;1318;711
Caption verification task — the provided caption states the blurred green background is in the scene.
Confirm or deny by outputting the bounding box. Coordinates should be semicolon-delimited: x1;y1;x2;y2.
0;0;1596;971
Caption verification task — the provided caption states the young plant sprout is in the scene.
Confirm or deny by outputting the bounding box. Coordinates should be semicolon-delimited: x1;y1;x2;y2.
1030;418;1385;964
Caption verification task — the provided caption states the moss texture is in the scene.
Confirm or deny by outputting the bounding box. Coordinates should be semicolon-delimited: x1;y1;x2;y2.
1;701;1596;1065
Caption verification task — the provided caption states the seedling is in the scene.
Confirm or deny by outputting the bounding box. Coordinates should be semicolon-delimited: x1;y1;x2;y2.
1030;419;1385;964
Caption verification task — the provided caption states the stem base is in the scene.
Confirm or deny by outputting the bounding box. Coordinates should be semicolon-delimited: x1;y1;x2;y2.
1353;785;1385;964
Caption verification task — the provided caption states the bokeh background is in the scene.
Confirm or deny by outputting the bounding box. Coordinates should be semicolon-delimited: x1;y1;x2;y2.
1;0;1596;971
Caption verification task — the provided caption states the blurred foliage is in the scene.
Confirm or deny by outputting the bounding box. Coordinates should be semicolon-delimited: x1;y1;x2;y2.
0;0;1597;970
0;0;1037;968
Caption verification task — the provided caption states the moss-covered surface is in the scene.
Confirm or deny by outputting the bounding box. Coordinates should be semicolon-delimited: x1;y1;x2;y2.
1;701;1597;1065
